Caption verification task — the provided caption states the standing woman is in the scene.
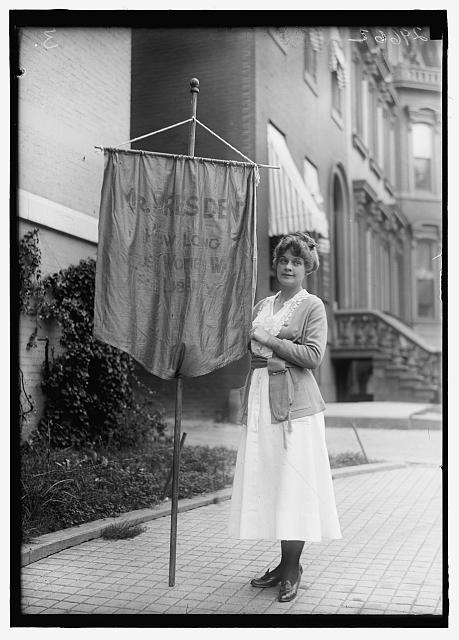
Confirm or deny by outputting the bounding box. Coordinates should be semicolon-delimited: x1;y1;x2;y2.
228;231;342;603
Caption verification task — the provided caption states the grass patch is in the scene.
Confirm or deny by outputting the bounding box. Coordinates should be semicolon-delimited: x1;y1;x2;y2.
21;442;375;542
329;451;378;468
101;521;147;540
21;442;237;541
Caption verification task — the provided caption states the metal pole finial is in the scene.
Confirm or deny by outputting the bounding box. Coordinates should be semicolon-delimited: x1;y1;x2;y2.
188;79;199;156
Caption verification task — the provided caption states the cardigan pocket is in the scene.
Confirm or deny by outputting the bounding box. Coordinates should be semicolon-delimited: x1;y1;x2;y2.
267;358;294;422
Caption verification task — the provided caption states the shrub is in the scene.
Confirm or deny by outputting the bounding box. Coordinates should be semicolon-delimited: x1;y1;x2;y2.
21;442;238;539
30;257;166;449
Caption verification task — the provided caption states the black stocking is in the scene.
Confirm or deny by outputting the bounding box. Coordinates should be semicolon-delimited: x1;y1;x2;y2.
267;539;305;582
280;540;304;582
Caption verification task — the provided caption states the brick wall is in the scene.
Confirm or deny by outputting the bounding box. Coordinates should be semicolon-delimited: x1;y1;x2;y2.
18;28;131;439
18;27;131;217
130;28;256;419
131;28;255;164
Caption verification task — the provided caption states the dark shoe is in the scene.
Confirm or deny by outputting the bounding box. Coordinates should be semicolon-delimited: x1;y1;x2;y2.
278;565;303;602
250;567;282;588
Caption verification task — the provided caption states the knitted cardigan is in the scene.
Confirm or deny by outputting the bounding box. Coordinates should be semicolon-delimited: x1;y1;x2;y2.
240;293;327;425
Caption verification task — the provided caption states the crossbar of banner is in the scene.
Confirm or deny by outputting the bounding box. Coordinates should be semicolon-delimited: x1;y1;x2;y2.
94;146;280;170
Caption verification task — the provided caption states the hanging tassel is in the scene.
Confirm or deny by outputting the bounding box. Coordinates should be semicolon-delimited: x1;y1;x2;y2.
282;415;293;450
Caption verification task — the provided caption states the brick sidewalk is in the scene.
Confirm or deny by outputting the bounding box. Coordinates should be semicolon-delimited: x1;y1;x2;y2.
21;465;443;616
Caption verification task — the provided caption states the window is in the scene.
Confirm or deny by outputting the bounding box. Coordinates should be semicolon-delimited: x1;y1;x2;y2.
389;123;396;186
329;32;347;121
304;159;324;208
366;229;374;308
412;123;433;191
332;71;342;115
369;87;378;158
352;58;363;137
419;39;441;67
416;239;435;318
304;29;318;82
381;241;391;312
395;253;405;319
383;109;391;176
377;105;384;168
362;77;369;146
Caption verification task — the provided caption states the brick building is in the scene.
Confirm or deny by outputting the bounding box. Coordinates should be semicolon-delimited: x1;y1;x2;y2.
17;27;132;438
130;26;442;413
17;25;443;436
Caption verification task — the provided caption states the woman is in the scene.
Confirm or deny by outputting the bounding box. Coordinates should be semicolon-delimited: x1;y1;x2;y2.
228;231;342;603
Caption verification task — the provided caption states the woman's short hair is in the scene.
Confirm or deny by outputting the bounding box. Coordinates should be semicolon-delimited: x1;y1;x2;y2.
272;232;320;274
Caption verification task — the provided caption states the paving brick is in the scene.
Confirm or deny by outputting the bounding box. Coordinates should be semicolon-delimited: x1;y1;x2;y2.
360;608;389;615
22;605;48;614
415;598;440;607
290;603;317;613
385;604;412;614
65;603;98;613
411;605;437;614
20;466;442;617
92;605;121;614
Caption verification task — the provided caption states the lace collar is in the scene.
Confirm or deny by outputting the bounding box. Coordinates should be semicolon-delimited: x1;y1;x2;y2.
254;288;310;338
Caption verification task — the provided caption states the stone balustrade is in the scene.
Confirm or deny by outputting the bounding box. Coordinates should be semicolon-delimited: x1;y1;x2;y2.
333;309;441;398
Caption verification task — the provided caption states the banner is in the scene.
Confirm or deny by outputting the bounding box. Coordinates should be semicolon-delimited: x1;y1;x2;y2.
94;149;257;379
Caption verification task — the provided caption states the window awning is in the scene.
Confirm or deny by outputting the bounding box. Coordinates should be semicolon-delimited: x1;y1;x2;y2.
267;124;329;238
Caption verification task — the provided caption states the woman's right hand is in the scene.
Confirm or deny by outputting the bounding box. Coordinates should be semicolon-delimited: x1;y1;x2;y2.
250;326;271;346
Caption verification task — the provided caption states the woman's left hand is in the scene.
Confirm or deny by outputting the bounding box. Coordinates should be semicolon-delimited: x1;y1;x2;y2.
250;326;272;345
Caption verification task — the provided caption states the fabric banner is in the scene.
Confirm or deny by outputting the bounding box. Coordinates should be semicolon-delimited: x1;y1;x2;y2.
94;149;257;380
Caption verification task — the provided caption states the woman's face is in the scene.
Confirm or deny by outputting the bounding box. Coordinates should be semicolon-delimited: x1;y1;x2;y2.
276;249;306;290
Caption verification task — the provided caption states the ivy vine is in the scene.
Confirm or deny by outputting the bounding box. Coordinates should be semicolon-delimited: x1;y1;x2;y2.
19;228;45;349
19;229;166;449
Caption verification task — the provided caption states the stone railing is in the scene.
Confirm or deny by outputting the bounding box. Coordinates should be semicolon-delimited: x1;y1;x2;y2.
393;65;441;89
333;309;441;393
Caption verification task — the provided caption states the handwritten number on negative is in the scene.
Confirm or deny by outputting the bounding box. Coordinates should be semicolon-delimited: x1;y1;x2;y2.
413;27;428;41
43;29;58;49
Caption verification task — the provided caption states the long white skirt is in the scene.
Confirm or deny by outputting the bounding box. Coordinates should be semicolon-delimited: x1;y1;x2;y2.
228;368;342;541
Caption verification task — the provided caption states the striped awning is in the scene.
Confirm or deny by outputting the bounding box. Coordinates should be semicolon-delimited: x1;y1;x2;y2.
267;124;329;238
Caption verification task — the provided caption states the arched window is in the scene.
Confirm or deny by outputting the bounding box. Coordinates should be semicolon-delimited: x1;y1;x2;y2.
332;173;346;308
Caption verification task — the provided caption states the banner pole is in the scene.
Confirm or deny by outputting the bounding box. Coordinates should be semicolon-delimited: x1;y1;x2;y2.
188;78;199;156
168;78;200;588
168;353;184;587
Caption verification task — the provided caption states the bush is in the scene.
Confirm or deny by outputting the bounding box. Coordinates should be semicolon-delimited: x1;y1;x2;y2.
29;257;166;449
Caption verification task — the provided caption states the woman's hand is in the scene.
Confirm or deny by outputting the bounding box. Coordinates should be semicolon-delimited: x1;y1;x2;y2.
250;326;272;346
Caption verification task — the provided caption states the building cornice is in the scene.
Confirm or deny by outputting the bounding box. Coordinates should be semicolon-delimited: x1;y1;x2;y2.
18;189;98;244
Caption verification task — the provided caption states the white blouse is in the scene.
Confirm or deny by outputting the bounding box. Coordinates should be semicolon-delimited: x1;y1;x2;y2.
250;289;310;358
